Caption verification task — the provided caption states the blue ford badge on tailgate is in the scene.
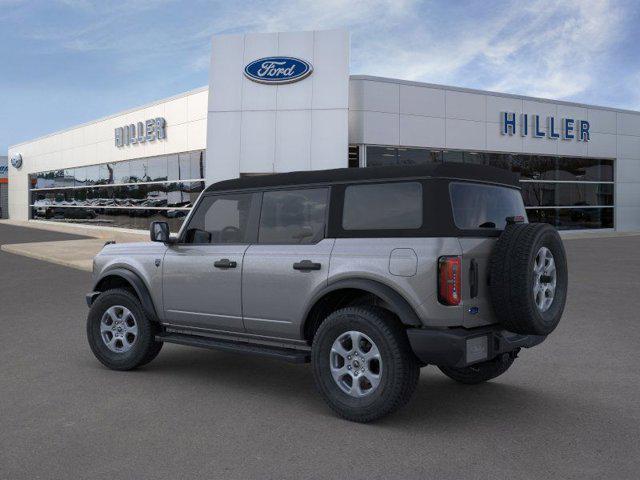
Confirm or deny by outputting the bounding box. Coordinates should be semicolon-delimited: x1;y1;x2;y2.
244;57;313;84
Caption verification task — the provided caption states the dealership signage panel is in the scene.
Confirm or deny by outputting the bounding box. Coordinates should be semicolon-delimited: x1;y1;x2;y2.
501;112;590;141
115;117;166;147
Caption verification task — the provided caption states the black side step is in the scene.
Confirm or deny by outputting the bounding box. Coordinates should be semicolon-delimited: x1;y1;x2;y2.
156;332;311;364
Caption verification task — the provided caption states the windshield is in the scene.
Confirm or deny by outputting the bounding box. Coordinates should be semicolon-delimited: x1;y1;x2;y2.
449;182;527;230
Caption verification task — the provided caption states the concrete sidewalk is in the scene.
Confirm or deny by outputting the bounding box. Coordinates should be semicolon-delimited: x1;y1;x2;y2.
0;220;146;272
1;238;111;271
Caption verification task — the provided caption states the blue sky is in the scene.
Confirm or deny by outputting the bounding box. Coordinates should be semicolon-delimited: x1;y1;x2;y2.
2;0;639;153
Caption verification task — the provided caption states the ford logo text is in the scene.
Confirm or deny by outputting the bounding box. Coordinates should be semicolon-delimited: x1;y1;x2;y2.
244;56;313;85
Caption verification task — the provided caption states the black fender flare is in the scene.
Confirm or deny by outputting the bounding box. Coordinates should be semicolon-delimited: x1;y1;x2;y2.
92;268;159;322
302;278;422;334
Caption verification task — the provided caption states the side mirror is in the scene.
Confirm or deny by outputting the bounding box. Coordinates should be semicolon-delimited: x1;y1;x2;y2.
150;221;170;243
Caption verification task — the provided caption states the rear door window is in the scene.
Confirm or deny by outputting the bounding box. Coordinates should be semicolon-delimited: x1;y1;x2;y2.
449;182;527;230
342;182;423;230
258;188;329;244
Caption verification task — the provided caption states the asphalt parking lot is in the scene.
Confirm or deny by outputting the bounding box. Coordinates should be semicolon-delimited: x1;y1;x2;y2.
1;223;639;479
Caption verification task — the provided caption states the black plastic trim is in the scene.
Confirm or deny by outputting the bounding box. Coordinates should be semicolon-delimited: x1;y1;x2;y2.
92;268;159;321
407;325;546;368
85;291;100;307
302;278;423;332
156;332;310;363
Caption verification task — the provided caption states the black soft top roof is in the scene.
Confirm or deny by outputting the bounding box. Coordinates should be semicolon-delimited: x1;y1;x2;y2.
204;163;520;193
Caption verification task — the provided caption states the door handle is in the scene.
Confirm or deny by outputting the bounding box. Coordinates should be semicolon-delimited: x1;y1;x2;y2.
469;259;478;298
214;258;237;269
293;260;321;271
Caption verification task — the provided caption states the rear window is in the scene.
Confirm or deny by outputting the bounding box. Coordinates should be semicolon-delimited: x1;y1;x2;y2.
343;182;422;230
449;182;527;230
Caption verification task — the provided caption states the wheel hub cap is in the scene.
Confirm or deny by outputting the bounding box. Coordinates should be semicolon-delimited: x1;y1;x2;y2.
533;246;557;312
330;331;382;397
100;305;138;353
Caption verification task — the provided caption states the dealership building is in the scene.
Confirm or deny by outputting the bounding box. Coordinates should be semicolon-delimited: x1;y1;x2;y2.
7;29;640;232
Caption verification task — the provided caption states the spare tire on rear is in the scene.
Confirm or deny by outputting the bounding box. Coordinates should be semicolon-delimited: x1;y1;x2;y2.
489;222;568;336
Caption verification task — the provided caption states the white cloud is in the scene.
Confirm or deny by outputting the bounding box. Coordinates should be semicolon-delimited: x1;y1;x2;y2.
343;0;625;101
7;0;633;105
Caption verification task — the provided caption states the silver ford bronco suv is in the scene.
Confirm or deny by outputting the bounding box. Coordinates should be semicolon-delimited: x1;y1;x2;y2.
86;163;567;422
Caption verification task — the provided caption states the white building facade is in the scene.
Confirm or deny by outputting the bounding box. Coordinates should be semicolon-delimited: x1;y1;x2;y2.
7;29;640;231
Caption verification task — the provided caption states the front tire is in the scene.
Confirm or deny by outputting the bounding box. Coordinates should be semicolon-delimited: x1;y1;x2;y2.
312;307;419;423
86;288;163;371
438;354;515;385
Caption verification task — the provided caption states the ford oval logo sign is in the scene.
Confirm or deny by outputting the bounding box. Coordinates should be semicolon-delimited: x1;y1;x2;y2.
10;153;23;169
244;56;313;85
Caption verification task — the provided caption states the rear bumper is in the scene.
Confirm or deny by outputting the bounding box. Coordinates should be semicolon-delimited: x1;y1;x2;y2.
407;325;546;368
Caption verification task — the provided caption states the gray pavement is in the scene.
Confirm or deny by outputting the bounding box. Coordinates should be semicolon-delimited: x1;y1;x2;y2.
0;223;639;479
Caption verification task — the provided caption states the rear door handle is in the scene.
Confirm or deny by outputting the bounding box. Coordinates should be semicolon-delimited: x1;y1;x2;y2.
293;260;321;271
214;258;237;269
469;259;478;298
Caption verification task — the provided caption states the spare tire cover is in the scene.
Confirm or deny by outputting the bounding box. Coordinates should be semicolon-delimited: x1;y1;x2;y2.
488;223;568;336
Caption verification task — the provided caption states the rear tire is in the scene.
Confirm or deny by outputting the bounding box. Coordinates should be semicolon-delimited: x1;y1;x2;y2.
312;306;419;423
86;288;163;371
438;354;515;385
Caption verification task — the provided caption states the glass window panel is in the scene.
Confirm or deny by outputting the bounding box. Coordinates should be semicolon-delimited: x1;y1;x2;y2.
112;161;131;184
600;159;614;182
178;152;192;180
442;151;464;164
555;182;614;207
85;165;100;186
259;188;329;244
464;152;513;170
99;164;112;185
343;182;422;230
145;183;168;208
556;157;614;182
167;182;190;208
129;159;148;183
63;169;76;188
75;167;87;187
514;155;557;180
521;182;557;207
93;186;115;206
53;170;65;187
191;151;205;179
35;171;55;189
396;148;442;165
186;181;204;206
129;184;147;202
185;193;256;244
74;188;88;206
525;208;557;226
527;208;613;230
167;154;180;181
450;182;527;230
366;146;398;167
148;155;168;182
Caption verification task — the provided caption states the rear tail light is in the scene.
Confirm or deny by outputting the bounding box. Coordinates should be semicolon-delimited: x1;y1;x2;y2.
438;256;461;306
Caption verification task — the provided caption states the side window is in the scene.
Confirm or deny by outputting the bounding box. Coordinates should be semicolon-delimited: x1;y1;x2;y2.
258;188;328;244
184;193;256;244
343;182;423;230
